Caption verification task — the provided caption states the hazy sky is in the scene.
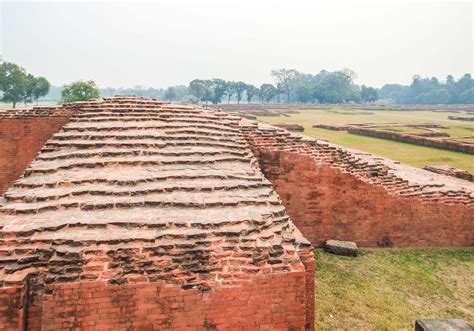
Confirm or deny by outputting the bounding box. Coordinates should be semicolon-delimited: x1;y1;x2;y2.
1;0;472;88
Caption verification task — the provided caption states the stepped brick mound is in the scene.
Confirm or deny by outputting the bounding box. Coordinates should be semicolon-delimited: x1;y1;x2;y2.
0;97;314;330
241;120;474;247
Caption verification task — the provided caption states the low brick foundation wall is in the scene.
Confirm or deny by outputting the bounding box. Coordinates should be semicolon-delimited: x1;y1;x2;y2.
0;271;312;331
0;116;71;195
347;127;474;154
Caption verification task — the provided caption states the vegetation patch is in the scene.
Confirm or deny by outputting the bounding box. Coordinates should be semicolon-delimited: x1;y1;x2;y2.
314;248;474;330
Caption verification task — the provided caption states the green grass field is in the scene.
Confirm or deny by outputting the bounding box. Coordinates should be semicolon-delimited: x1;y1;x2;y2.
257;109;474;174
315;248;474;330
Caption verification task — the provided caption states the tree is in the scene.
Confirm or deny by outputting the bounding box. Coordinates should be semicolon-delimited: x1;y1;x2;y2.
312;70;354;103
61;80;100;103
361;85;378;102
25;74;36;105
459;87;474;104
224;81;236;103
271;69;300;103
200;80;214;107
188;79;206;103
164;87;177;101
0;62;28;108
295;86;313;103
210;79;227;104
245;84;258;103
32;77;50;104
259;84;277;103
234;81;246;104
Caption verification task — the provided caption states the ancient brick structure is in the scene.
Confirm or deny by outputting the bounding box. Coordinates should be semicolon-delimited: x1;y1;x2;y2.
0;96;473;330
448;115;474;122
242;121;473;247
0;97;314;330
347;127;474;154
272;123;305;132
423;165;473;182
0;108;74;195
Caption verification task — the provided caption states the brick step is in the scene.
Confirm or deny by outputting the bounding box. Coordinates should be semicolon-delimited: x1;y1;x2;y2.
14;172;265;189
25;156;252;176
63;119;241;130
1;192;280;215
5;179;274;203
37;148;249;161
44;140;246;150
50;133;244;145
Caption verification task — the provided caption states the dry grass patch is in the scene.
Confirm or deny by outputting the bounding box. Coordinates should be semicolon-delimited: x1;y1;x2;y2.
314;248;473;330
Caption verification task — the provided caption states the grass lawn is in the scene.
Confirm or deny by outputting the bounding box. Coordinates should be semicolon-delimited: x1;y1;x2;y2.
314;248;474;330
257;109;474;174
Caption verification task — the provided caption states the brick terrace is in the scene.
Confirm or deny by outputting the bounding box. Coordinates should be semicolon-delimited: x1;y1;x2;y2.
0;97;314;330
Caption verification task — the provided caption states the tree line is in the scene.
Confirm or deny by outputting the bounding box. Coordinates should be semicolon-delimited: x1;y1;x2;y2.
0;62;50;108
2;60;473;106
186;69;379;105
380;74;474;104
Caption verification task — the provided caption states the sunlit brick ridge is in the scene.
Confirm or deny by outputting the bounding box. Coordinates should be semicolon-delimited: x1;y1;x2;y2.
241;120;473;247
0;97;314;330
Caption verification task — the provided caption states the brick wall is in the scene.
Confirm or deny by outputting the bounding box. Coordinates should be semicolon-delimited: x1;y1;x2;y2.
0;271;310;331
0;285;27;331
254;149;474;247
348;127;474;154
0;117;71;195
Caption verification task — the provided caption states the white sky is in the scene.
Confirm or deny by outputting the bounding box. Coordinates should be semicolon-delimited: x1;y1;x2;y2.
1;0;473;88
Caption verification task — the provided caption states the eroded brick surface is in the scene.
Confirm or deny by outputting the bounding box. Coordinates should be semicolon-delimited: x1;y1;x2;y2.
0;97;313;330
242;120;474;247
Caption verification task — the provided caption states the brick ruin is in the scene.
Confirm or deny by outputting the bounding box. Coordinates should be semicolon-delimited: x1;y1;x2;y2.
0;97;314;330
347;127;474;154
0;96;472;330
244;121;473;247
0;107;74;194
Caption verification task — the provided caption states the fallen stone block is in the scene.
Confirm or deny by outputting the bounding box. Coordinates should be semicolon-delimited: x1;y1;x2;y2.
415;319;473;331
324;240;358;257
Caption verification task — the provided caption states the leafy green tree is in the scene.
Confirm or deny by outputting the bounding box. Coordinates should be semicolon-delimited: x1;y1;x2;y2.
25;74;36;105
295;86;313;103
61;80;100;103
224;81;236;103
210;79;227;104
32;77;50;104
459;87;474;104
312;70;354;103
234;81;246;104
379;84;407;102
245;84;258;103
259;84;277;103
164;87;177;101
200;80;214;106
0;62;28;108
189;79;206;103
361;85;378;102
271;69;300;103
